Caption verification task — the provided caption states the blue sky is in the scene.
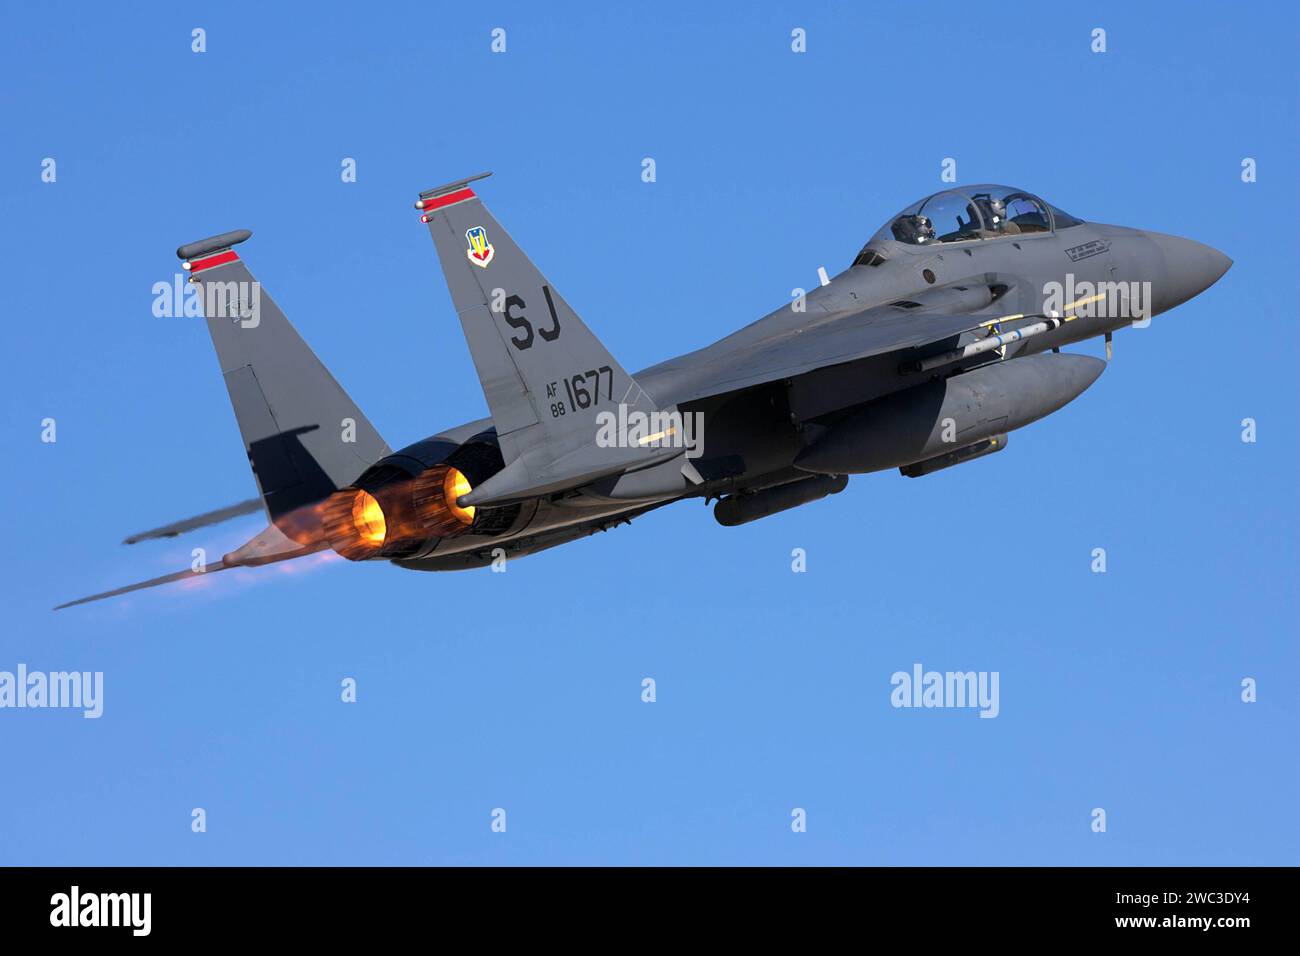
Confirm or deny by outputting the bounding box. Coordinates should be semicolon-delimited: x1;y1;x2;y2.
1;1;1295;865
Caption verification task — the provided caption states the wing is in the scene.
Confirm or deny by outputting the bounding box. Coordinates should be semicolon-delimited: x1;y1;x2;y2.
638;303;984;407
58;515;327;610
54;563;230;610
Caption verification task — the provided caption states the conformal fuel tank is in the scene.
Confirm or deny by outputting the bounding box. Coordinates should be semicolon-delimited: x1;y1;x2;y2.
794;352;1105;475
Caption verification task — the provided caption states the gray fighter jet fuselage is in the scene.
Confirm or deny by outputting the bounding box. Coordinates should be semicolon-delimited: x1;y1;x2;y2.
57;180;1231;608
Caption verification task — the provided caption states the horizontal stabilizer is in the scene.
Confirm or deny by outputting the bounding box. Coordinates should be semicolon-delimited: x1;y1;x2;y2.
123;498;263;544
55;524;325;610
54;562;230;610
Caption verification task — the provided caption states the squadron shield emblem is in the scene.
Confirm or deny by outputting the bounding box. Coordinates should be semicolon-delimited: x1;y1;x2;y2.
465;226;495;268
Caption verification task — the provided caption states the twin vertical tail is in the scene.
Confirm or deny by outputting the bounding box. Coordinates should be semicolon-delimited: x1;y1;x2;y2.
179;230;390;533
417;174;670;506
57;174;660;609
55;232;391;609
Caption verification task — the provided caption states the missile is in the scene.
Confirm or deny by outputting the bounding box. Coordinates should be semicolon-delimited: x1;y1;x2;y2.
909;316;1062;373
907;293;1110;374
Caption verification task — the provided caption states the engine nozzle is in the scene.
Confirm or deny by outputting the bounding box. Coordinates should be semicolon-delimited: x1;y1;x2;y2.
321;465;476;561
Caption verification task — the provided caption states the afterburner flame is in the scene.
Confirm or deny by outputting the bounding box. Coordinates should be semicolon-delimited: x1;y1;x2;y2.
321;486;389;561
323;463;478;562
444;468;475;524
409;464;477;539
350;490;386;544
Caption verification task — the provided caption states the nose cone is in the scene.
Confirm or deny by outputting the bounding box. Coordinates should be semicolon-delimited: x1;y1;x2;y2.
1148;234;1232;312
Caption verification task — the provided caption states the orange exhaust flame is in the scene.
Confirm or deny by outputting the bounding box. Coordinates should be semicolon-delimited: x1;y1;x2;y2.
411;465;476;539
444;468;475;524
320;488;389;561
350;490;387;544
320;465;476;561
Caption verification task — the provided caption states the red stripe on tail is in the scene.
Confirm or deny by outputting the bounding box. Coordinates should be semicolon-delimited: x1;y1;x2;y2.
417;188;476;213
189;250;240;273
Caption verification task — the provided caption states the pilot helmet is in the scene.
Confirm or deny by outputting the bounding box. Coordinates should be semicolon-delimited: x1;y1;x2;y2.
974;195;1009;229
891;214;935;244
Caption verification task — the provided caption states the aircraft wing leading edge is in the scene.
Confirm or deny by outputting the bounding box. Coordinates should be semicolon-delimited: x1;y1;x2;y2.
637;306;987;408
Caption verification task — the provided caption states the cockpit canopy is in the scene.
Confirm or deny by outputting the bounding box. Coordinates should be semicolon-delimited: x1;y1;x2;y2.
867;184;1083;249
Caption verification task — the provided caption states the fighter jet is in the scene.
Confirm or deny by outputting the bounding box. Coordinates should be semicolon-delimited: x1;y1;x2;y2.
56;175;1230;608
